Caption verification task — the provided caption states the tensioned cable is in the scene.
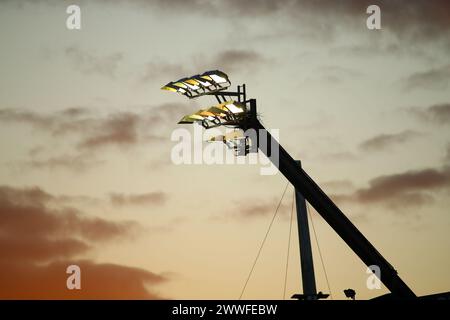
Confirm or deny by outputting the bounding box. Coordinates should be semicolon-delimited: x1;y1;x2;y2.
306;203;333;300
283;188;295;300
238;181;290;300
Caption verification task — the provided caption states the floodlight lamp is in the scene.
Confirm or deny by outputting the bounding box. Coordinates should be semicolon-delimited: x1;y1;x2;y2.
202;70;229;84
225;102;245;114
177;100;247;129
161;70;231;99
208;131;252;156
194;77;212;87
208;131;244;143
178;114;204;124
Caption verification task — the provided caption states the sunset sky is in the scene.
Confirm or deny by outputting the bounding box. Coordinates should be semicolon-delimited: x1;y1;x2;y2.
0;0;449;299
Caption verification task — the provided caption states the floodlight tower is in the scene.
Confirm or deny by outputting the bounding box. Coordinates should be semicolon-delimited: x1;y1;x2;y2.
162;70;416;299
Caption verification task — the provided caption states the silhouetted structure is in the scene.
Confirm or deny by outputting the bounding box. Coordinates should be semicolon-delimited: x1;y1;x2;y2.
344;289;356;300
163;70;450;300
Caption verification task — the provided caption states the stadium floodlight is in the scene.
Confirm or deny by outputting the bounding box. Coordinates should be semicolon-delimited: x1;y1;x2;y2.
161;70;420;299
177;100;247;129
208;130;251;156
208;130;243;142
163;70;253;153
161;70;231;99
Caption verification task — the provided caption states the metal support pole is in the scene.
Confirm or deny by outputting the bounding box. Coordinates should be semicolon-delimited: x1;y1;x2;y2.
245;99;416;298
295;160;317;299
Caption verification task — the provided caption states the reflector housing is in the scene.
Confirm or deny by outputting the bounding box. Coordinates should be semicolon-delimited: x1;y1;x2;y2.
208;130;252;156
161;70;230;99
177;100;247;129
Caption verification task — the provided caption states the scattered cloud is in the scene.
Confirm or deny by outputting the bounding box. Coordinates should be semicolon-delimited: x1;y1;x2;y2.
446;144;450;163
308;65;363;84
359;130;422;152
142;49;267;83
204;50;267;73
2;105;185;142
0;107;91;133
0;185;167;299
141;0;450;34
65;46;124;78
332;166;450;209
25;153;106;173
0;107;56;129
0;185;136;243
110;191;168;207
258;1;450;45
0;259;167;299
0;103;193;173
141;61;187;83
409;103;450;125
403;65;450;91
143;0;450;46
320;151;358;162
330;42;428;59
320;179;355;193
4;1;450;49
77;112;139;150
0;103;187;155
218;197;292;221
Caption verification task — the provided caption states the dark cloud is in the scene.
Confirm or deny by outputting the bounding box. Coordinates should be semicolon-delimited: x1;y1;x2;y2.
0;185;167;299
0;185;136;243
0;107;91;133
77;112;139;149
239;202;279;218
321;179;355;193
359;130;422;152
0;104;186;151
65;46;124;78
141;61;188;83
245;1;450;44
0;104;191;172
61;107;91;117
320;151;357;162
0;108;55;129
144;0;450;45
0;259;167;299
143;49;266;83
332;166;450;208
143;0;450;34
25;153;106;172
404;65;450;91
139;103;192;130
67;109;171;150
409;103;450;125
330;43;414;59
221;197;292;220
446;144;450;163
55;194;101;207
205;50;267;73
309;65;363;84
4;1;450;46
110;191;168;207
314;0;450;44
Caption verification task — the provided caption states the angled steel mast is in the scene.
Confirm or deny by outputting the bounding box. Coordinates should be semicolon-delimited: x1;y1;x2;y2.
243;98;416;299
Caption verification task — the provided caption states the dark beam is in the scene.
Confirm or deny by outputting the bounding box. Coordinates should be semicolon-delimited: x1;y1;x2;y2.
247;99;416;299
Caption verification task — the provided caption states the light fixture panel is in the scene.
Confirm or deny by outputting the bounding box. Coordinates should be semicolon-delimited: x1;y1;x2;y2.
177;100;247;129
161;70;231;99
